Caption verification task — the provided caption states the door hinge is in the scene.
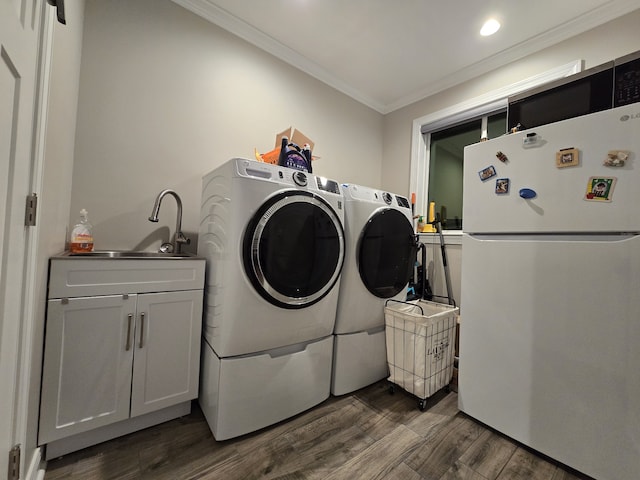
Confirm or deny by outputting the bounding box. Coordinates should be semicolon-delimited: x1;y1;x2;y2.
8;444;20;480
25;193;37;227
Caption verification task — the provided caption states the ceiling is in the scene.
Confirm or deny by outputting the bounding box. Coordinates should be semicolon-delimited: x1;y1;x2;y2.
172;0;640;114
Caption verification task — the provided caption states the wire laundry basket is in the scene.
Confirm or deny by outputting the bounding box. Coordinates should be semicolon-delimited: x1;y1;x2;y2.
384;299;459;409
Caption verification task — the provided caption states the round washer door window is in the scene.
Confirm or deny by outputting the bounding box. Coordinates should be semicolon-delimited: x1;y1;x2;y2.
243;190;345;309
358;209;415;298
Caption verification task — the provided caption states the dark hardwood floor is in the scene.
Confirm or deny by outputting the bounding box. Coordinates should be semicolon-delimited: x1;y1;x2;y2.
44;381;593;480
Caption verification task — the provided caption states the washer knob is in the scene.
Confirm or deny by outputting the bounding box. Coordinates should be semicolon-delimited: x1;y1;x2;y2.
382;192;392;205
293;171;307;186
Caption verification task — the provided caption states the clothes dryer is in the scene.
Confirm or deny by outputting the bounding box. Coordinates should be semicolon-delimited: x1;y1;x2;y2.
331;184;415;395
198;158;345;440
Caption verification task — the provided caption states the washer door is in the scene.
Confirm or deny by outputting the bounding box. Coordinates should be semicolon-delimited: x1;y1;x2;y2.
357;209;415;298
243;190;345;309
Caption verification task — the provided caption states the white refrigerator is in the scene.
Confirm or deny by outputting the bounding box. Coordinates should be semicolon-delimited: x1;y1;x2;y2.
459;103;640;480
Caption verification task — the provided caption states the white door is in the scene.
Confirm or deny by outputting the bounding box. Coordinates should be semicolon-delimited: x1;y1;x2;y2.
130;290;203;417
0;0;43;473
38;295;137;445
459;233;640;480
463;104;640;234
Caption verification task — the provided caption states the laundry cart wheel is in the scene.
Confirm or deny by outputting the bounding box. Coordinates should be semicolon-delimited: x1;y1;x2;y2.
418;399;427;411
389;384;395;395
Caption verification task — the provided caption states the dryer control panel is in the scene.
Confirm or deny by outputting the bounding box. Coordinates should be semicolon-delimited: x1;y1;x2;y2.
316;177;340;194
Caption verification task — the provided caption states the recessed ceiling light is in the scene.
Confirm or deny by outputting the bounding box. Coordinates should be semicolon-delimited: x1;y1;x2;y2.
480;18;501;36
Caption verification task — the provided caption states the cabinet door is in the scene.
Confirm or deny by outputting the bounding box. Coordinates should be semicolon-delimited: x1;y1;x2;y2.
130;290;203;417
38;295;136;445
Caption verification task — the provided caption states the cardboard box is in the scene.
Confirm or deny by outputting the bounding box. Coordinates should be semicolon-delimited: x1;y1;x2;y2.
275;127;314;152
255;127;315;165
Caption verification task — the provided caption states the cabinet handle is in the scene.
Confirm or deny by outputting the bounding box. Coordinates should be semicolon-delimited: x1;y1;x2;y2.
125;314;133;351
139;312;145;348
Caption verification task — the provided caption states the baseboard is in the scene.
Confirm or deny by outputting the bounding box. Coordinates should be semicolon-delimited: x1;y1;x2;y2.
23;446;45;480
43;402;191;460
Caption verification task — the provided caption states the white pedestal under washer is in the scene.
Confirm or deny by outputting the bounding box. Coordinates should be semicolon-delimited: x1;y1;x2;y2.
197;158;345;440
331;184;415;395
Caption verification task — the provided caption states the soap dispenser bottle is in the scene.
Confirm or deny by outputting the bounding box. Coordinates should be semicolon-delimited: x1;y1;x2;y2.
69;209;94;253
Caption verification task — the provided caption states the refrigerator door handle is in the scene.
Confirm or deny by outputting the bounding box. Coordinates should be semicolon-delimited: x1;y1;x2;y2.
467;233;639;242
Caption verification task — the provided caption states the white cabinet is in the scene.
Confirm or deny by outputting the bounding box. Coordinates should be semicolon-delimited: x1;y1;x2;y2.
130;291;202;417
38;257;205;452
40;295;136;442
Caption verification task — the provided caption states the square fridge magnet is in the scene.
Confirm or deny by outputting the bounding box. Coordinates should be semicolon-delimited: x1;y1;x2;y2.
478;165;497;181
556;148;579;168
584;176;617;202
495;178;510;194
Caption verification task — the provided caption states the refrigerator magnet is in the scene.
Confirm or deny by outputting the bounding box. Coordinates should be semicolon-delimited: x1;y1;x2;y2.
584;177;617;202
495;178;510;194
603;150;629;167
556;148;579;168
522;132;540;148
478;165;497;181
518;188;537;199
496;151;508;162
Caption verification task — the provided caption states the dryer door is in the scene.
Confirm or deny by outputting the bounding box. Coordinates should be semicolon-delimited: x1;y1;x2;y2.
357;209;415;298
243;190;345;309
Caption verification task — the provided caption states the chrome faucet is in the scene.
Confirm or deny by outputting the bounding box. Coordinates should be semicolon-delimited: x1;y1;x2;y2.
148;189;190;254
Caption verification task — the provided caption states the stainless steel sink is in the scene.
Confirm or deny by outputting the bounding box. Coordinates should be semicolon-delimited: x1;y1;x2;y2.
62;250;197;259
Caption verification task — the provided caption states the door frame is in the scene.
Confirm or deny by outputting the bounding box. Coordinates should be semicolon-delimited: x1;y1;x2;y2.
2;2;55;479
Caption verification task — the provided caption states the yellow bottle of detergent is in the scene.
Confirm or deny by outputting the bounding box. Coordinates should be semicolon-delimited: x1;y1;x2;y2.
422;202;436;232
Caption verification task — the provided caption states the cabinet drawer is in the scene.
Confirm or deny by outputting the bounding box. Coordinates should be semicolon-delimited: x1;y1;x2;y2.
332;329;388;395
202;335;332;440
48;258;205;298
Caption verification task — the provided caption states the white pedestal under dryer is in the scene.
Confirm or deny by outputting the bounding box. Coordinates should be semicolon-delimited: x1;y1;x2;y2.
198;158;345;440
332;184;415;395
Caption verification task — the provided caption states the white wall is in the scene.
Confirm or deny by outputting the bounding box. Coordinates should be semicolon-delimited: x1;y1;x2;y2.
71;0;383;252
381;9;640;312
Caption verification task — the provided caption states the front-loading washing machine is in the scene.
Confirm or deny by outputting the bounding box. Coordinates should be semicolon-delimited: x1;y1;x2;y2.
198;158;345;440
331;184;415;395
